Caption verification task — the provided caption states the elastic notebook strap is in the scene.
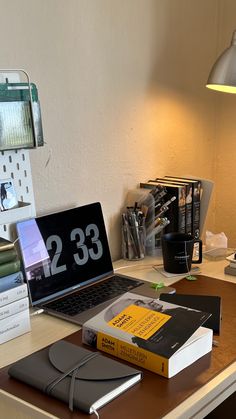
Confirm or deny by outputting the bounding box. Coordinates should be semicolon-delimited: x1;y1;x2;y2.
69;367;79;411
45;352;100;411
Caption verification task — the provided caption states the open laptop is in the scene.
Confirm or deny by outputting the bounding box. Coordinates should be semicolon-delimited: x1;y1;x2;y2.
16;202;175;325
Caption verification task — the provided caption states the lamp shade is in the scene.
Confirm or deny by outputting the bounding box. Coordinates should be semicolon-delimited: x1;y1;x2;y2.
206;31;236;93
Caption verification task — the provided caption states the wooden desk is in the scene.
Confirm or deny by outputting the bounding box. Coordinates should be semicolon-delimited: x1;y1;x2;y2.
0;257;235;418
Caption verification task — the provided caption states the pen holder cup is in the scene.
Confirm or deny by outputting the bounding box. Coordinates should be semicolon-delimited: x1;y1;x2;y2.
122;225;146;260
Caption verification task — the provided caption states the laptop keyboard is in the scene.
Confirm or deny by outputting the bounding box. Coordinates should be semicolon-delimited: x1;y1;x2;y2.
43;275;143;317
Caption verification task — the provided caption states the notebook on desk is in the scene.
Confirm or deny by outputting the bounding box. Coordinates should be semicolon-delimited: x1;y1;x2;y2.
160;293;222;334
16;202;174;325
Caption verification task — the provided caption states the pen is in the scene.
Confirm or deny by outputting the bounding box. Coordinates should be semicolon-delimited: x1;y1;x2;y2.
131;212;141;258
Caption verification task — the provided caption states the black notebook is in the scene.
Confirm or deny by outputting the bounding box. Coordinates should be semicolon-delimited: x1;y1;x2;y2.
160;293;222;334
8;340;142;414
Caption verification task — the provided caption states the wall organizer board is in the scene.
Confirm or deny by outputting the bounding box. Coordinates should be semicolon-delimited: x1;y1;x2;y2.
0;149;36;241
0;69;43;241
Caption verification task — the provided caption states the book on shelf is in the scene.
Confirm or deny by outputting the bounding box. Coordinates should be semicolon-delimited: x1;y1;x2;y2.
140;180;186;233
0;271;28;307
156;178;192;235
164;176;201;239
8;340;142;414
0;308;31;344
0;247;18;265
82;291;213;378
0;296;29;321
0;258;21;278
0;237;15;252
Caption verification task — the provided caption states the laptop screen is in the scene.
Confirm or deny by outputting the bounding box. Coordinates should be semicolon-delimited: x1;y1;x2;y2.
16;202;114;305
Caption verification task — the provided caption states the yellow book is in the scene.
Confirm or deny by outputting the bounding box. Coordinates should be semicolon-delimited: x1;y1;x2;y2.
82;292;213;378
96;331;169;376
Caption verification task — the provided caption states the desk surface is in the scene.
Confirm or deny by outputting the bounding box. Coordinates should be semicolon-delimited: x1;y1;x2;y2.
0;256;236;419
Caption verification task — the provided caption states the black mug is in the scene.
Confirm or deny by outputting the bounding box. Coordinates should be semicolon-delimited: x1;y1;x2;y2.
161;232;202;274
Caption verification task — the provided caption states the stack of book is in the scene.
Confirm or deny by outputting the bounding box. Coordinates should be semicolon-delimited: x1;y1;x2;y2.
0;237;21;278
162;176;201;239
140;176;201;238
225;253;236;276
0;238;31;344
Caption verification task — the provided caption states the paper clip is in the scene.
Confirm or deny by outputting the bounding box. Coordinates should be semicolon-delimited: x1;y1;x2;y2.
186;275;197;281
151;282;165;290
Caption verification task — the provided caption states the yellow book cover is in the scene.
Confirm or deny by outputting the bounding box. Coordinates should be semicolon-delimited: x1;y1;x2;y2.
82;292;212;378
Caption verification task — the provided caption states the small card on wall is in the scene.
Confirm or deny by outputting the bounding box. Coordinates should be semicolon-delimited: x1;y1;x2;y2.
0;179;18;211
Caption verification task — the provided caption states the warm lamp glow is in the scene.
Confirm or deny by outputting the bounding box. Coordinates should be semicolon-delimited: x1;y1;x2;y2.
206;84;236;94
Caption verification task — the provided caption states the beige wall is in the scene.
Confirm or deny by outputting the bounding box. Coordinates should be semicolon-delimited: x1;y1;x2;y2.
0;0;234;258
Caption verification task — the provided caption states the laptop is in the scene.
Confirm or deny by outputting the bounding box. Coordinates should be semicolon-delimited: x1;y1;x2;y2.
16;202;175;325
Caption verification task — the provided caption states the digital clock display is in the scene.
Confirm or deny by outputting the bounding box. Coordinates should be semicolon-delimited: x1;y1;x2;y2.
16;202;114;305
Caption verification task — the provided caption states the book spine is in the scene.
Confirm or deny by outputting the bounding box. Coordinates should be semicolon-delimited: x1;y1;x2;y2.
0;248;18;265
0;271;24;290
191;181;201;239
82;327;169;378
0;308;31;344
162;186;185;234
184;183;192;235
0;259;21;278
176;184;192;235
0;240;14;252
0;283;28;307
0;296;29;320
